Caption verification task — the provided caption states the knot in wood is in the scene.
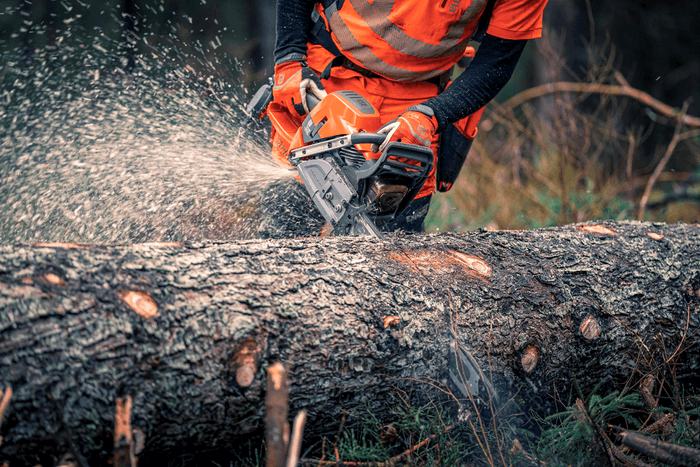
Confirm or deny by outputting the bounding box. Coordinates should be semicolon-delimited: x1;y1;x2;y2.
236;366;256;388
118;290;158;319
233;337;264;388
448;250;492;277
41;273;65;287
383;316;399;329
580;316;601;340
521;345;538;373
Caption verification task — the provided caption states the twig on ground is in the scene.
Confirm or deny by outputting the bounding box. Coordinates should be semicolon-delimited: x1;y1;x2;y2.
0;387;12;431
331;410;347;465
616;429;700;467
299;425;454;467
498;82;700;129
573;398;616;467
638;103;689;220
286;410;308;467
641;414;676;436
266;362;290;467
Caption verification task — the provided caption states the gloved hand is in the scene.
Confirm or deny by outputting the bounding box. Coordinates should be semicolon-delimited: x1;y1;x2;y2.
372;104;438;153
273;61;327;116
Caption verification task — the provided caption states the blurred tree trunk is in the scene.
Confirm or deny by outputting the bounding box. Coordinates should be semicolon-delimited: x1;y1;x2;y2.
539;0;700;173
0;221;699;464
120;0;138;72
18;0;33;68
251;0;276;77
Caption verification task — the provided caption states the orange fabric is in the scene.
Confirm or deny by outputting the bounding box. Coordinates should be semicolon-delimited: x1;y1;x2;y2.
385;111;438;149
487;0;548;40
272;61;305;116
270;57;441;199
318;0;548;82
324;0;478;81
306;44;441;100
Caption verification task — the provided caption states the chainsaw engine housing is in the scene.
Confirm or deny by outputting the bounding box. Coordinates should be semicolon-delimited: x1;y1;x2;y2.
301;91;382;144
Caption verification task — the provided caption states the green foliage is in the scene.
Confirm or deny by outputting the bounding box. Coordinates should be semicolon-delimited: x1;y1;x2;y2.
320;398;472;466
533;388;643;466
228;439;265;467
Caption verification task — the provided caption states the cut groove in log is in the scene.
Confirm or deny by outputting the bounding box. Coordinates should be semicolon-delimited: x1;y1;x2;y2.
578;224;617;235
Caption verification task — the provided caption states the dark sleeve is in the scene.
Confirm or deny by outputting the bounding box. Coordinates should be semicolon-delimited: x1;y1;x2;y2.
424;34;527;132
273;0;316;64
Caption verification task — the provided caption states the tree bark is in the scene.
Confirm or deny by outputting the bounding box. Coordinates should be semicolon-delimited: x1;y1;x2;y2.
1;221;699;464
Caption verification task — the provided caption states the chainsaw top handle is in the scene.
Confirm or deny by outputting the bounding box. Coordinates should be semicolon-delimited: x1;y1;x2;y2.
289;132;433;184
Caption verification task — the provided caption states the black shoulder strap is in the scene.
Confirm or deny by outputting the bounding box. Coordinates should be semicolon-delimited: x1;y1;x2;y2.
308;2;343;58
472;0;497;43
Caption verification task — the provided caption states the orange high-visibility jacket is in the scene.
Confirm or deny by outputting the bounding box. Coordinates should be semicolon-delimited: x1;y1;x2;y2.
315;0;547;82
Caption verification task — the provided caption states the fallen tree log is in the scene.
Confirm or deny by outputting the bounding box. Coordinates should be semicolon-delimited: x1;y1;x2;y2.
0;220;699;464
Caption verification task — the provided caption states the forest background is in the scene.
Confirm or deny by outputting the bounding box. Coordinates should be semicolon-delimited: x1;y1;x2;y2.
1;0;699;236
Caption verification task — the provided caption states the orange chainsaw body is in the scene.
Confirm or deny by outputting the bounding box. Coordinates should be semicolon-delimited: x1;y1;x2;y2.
266;91;383;168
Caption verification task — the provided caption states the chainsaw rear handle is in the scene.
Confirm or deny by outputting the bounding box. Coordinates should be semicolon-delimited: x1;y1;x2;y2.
244;78;322;126
306;93;321;112
244;77;273;125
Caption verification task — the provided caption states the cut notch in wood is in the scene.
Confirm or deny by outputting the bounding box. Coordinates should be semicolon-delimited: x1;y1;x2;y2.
578;224;617;235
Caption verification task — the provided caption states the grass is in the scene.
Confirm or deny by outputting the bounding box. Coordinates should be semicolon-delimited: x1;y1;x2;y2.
426;31;700;234
253;379;697;467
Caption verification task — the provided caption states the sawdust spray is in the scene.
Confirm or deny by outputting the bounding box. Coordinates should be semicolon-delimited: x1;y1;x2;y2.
0;7;316;244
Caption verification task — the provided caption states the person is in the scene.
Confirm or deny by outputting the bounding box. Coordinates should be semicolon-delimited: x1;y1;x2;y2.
268;0;548;235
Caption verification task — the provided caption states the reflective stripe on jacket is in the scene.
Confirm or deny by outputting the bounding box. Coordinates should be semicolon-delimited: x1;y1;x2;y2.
319;0;488;82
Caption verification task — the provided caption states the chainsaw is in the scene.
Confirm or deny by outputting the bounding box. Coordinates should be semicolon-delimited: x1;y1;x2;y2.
246;81;433;239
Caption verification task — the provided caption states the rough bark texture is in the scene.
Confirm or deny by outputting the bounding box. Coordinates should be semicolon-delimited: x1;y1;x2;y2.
1;220;699;464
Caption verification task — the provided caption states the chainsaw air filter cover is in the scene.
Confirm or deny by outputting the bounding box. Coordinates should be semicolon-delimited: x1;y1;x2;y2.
302;91;382;144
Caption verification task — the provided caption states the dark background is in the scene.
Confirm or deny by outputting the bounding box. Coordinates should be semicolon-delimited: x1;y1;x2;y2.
1;0;699;232
2;0;698;113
